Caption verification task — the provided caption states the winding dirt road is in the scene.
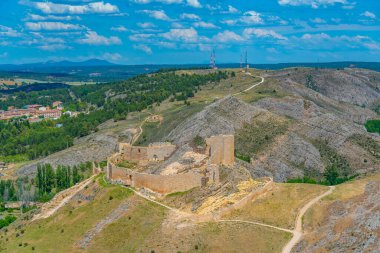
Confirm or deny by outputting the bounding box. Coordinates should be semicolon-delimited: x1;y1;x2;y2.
128;183;335;253
281;186;335;253
233;73;265;96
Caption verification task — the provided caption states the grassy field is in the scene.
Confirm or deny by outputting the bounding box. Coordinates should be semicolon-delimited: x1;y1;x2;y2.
1;181;132;252
87;198;167;253
196;222;291;253
223;183;327;229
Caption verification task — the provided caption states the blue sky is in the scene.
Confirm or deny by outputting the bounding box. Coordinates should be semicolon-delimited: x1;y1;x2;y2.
0;0;379;64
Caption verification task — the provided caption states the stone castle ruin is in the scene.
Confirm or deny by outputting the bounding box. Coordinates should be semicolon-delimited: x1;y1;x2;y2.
107;135;234;194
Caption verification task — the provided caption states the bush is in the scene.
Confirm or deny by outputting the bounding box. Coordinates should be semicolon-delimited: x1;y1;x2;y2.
287;177;317;184
365;119;380;134
323;164;339;185
0;215;17;229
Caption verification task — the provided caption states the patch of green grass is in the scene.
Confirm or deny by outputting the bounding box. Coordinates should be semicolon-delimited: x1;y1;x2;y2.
136;102;206;145
235;114;289;158
117;160;137;170
348;133;380;159
312;139;352;179
235;152;251;163
193;135;205;147
166;188;194;197
287;177;318;184
365;119;380;134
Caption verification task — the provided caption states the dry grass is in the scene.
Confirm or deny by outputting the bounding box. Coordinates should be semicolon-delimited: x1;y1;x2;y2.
223;183;327;229
195;222;291;253
87;198;167;253
0;183;133;253
304;171;380;231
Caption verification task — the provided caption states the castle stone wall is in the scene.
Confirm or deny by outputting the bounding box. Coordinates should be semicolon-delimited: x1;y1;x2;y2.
107;165;202;194
205;135;235;166
118;142;176;162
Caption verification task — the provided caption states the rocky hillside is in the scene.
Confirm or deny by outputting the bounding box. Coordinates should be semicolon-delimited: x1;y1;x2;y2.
167;96;265;144
16;119;135;177
269;68;380;108
16;68;380;183
167;68;380;182
295;173;380;252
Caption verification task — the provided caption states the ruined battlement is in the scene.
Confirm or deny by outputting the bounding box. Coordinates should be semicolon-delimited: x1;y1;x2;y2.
107;135;234;195
205;135;235;166
118;142;176;163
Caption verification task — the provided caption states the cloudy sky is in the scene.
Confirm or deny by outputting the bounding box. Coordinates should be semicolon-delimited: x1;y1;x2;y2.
0;0;379;64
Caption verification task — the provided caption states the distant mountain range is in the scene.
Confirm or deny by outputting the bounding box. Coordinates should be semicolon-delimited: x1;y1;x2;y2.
0;59;115;71
1;59;380;72
0;60;379;83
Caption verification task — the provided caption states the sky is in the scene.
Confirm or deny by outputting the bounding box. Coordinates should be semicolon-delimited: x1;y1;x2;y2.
0;0;379;65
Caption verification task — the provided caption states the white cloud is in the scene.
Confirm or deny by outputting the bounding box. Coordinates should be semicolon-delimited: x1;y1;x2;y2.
77;31;122;45
221;5;239;14
133;44;152;54
38;44;71;51
137;22;156;28
213;30;244;43
243;28;287;40
142;10;171;21
133;0;182;4
111;26;128;32
310;18;326;23
162;28;198;42
27;14;81;21
278;0;347;8
156;41;176;48
180;13;200;20
193;21;219;29
187;0;202;8
224;11;264;25
0;25;21;37
25;22;83;31
361;11;376;19
298;33;380;51
226;5;239;13
171;22;184;28
129;33;154;42
30;1;119;14
102;53;122;61
241;11;264;24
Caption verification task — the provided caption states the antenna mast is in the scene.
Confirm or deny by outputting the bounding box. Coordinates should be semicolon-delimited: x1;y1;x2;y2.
210;49;217;69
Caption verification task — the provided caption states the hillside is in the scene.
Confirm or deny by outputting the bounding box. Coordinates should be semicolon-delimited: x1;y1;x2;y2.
296;172;380;252
3;67;380;252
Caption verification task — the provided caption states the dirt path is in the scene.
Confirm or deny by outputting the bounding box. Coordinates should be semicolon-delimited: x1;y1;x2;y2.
281;186;335;253
78;201;129;249
128;182;335;253
32;174;97;221
233;74;265;96
217;219;293;233
131;113;160;145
